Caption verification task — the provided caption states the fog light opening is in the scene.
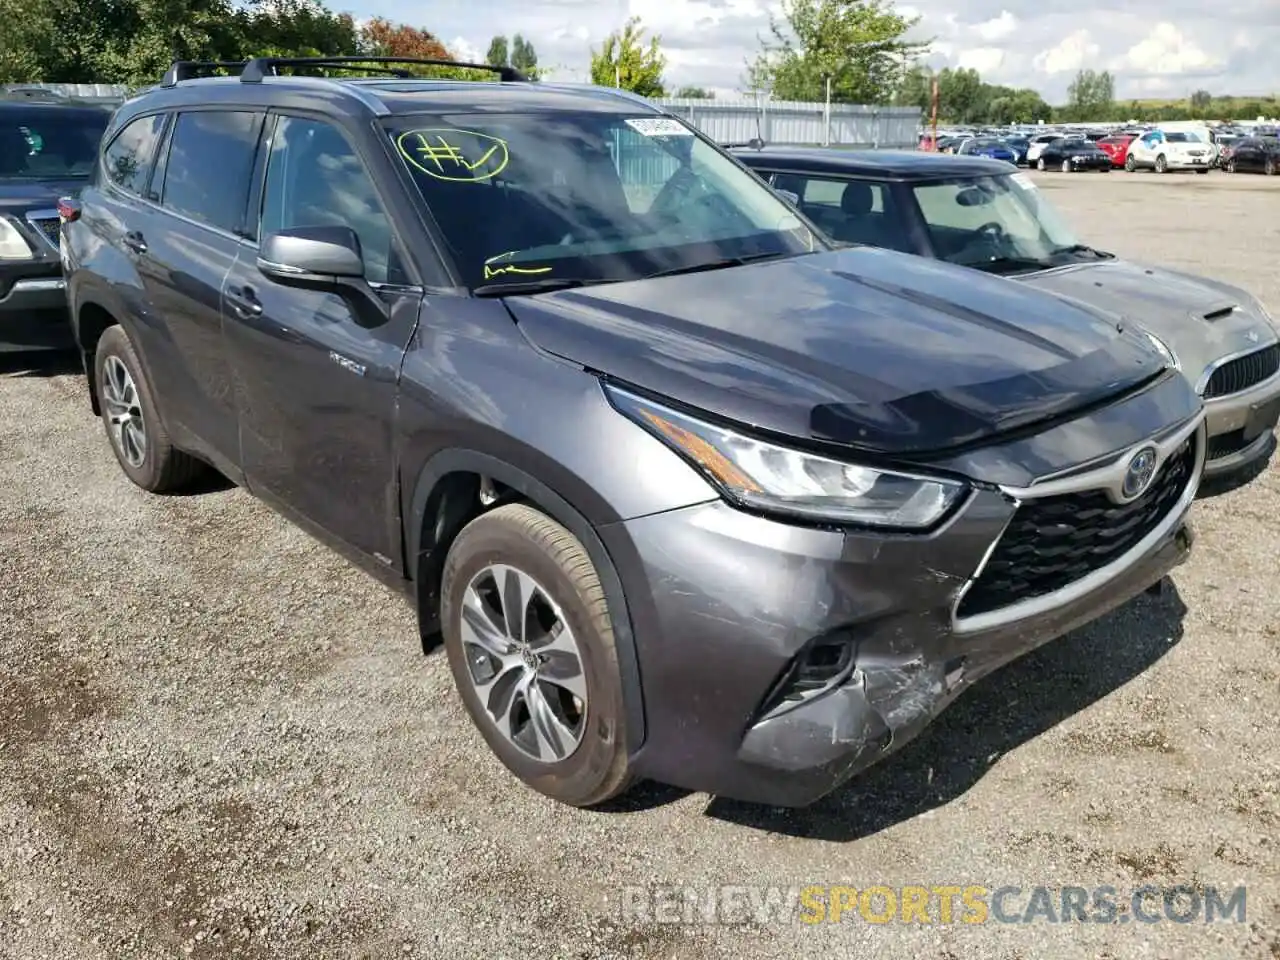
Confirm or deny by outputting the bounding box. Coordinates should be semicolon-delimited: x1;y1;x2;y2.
754;633;858;722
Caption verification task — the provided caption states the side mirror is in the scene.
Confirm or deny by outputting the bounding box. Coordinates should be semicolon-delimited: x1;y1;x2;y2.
256;225;387;327
257;225;364;282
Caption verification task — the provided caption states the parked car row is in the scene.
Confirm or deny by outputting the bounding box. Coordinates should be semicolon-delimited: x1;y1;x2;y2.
927;125;1279;177
2;62;1275;813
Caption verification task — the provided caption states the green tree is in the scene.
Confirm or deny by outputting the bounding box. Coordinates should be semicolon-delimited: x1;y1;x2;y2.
1065;68;1114;120
986;87;1052;124
589;16;666;97
935;67;986;123
1189;88;1212;117
486;35;509;67
749;0;929;104
673;85;713;98
892;63;931;110
510;33;538;77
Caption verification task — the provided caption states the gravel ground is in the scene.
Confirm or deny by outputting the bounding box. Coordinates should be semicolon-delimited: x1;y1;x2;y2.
2;170;1278;960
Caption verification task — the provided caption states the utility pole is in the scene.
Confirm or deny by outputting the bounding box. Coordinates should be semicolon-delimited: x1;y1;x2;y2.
930;70;939;150
824;76;832;146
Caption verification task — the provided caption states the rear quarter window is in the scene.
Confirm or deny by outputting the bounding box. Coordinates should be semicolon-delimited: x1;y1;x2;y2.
101;113;167;195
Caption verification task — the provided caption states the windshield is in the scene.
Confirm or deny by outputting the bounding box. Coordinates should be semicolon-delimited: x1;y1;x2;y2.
911;173;1084;274
386;112;824;290
1;107;109;179
1164;132;1200;143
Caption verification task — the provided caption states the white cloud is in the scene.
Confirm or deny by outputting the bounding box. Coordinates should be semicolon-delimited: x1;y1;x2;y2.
957;47;1005;74
972;11;1017;42
1032;30;1100;74
448;36;483;63
390;0;1280;102
1116;23;1217;74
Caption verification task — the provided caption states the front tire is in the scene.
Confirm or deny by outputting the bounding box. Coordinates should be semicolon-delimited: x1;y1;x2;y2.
1061;159;1071;173
1125;154;1136;172
1155;154;1168;173
93;325;205;493
1037;157;1046;171
440;503;633;808
1266;158;1277;176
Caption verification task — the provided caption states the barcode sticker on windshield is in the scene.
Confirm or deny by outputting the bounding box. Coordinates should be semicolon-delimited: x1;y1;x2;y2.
625;117;694;137
1010;173;1037;190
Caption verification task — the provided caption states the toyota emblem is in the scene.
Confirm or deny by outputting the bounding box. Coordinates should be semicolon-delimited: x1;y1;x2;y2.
1121;446;1159;500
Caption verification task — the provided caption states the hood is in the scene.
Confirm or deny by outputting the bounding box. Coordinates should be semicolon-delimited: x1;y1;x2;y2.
1017;258;1277;377
0;178;85;215
508;247;1169;456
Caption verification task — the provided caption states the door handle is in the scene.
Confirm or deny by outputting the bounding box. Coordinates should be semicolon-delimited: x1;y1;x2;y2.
225;285;263;317
122;230;147;254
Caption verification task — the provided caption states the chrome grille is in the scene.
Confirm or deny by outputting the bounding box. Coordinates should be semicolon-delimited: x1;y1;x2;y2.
1203;344;1280;399
956;438;1196;620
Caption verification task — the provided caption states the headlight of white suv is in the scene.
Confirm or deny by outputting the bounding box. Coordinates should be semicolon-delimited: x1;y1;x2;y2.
0;218;33;260
606;385;967;529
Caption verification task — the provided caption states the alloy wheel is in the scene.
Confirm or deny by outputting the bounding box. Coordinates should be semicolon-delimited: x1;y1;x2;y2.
102;355;146;468
1061;159;1071;173
1037;158;1045;171
459;563;588;763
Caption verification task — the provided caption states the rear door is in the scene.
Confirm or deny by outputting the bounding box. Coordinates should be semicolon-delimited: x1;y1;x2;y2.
141;109;265;473
220;112;422;568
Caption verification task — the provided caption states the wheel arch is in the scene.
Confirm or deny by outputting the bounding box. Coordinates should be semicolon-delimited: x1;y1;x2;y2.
407;448;647;754
73;291;126;415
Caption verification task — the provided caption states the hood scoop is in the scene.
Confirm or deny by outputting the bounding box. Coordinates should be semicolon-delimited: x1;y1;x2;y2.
1201;304;1237;322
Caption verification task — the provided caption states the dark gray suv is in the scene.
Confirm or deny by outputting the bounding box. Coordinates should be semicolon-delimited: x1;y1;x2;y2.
61;57;1203;808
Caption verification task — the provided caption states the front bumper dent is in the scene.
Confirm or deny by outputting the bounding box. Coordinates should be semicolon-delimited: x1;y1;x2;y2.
736;519;1192;806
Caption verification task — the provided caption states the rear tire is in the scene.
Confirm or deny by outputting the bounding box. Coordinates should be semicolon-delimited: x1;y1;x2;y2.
1125;154;1136;172
1037;158;1046;171
93;325;205;493
1061;159;1071;173
1266;158;1277;176
1227;158;1236;173
440;503;633;808
1155;154;1168;173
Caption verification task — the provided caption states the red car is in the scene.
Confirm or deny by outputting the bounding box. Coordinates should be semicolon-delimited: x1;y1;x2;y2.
1096;134;1136;166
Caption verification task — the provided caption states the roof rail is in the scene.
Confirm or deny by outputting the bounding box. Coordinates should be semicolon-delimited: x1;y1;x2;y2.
161;60;249;87
238;56;528;84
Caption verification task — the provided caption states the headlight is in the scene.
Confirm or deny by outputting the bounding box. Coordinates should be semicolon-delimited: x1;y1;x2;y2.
606;385;967;529
0;218;33;260
1144;330;1181;371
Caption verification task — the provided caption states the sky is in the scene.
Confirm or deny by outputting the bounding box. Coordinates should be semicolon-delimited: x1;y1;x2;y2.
350;0;1279;104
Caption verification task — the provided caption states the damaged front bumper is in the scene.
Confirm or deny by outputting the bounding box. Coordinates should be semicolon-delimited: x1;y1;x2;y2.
606;410;1202;808
735;519;1192;806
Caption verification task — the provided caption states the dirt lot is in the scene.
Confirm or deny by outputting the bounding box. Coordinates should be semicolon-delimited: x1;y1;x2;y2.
2;170;1278;960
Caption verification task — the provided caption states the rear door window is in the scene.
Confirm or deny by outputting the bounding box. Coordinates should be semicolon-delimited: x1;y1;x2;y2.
156;111;264;234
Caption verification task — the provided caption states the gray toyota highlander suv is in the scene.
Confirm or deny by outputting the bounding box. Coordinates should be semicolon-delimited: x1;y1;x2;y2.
61;57;1203;808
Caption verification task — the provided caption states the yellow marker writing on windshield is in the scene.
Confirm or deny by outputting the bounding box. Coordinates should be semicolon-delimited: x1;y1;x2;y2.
483;251;552;280
397;129;510;182
483;262;553;279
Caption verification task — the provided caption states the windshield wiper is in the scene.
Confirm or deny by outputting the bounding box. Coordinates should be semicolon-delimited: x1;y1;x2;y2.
471;277;613;298
1049;243;1114;260
642;250;794;281
959;256;1049;275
